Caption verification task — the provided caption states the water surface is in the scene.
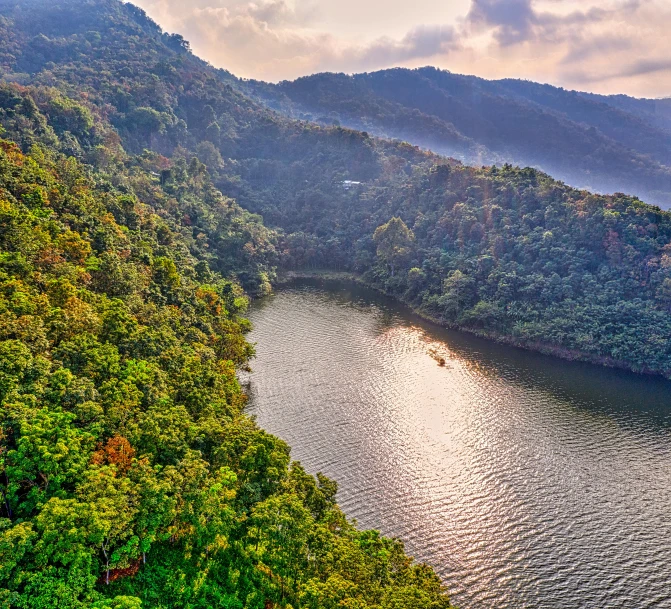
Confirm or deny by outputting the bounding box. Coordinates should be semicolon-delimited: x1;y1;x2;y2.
245;278;671;609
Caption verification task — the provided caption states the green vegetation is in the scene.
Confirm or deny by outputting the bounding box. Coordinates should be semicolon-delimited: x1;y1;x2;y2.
247;68;671;207
373;218;415;278
280;162;671;376
0;93;451;608
1;0;671;606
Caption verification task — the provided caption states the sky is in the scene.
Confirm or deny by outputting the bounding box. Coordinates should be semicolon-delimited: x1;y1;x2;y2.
129;0;671;98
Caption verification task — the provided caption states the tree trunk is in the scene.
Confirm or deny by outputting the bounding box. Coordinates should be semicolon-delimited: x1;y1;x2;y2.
102;544;110;585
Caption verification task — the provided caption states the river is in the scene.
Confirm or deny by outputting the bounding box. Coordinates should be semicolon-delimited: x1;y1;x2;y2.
244;277;671;609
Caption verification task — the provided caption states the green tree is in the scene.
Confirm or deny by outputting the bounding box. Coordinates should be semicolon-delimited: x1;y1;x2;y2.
77;466;139;585
373;218;415;277
439;270;477;321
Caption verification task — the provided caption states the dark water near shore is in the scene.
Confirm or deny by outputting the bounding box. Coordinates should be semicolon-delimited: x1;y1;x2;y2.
244;278;671;609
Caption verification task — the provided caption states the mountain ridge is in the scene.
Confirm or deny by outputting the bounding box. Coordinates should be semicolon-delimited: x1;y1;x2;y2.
243;66;671;207
1;0;671;377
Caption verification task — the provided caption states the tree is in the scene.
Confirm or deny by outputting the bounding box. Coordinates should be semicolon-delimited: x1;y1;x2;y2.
5;409;95;517
656;277;671;311
249;493;312;606
76;466;139;585
439;270;477;322
373;218;414;277
0;519;35;589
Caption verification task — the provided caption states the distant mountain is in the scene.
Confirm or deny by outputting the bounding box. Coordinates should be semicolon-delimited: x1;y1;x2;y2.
580;91;671;134
245;68;671;208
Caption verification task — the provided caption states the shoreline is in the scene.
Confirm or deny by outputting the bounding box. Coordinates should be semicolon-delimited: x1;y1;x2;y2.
274;269;670;381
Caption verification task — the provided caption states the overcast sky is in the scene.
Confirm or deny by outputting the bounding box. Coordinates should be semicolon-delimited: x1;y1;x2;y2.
130;0;671;98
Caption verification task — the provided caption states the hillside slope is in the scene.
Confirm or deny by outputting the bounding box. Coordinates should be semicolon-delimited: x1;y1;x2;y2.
246;68;671;207
0;37;454;609
1;0;671;376
2;1;671;606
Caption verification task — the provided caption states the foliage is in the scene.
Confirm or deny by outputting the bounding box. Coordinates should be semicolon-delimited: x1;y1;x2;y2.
373;218;414;277
247;67;671;207
284;160;671;375
0;12;452;607
353;163;671;374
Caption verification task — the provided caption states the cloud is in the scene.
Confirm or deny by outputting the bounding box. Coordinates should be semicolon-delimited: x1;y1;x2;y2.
331;25;460;73
559;35;634;66
246;0;307;25
466;0;537;45
133;0;460;80
617;59;671;80
142;1;330;78
568;58;671;86
460;0;671;96
465;0;640;46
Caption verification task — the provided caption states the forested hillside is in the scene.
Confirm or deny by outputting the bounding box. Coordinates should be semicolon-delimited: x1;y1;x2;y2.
0;1;669;370
287;163;671;376
1;0;671;604
0;80;452;608
247;68;671;208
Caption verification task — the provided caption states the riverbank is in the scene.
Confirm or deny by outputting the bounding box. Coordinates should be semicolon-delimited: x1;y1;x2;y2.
275;269;669;380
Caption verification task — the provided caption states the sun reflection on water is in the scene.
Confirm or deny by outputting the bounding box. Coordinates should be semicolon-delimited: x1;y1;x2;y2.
245;279;671;609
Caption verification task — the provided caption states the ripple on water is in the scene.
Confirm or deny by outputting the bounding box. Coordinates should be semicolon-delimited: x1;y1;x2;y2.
244;279;671;609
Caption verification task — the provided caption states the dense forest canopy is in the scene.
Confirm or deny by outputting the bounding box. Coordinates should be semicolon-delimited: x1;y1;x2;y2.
0;80;452;608
1;0;671;606
246;68;671;208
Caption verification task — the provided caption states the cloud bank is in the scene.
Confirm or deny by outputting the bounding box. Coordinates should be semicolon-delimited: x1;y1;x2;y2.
130;0;671;97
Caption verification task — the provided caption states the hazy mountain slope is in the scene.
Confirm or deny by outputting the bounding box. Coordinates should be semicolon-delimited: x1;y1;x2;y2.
580;91;671;134
472;77;671;165
246;67;671;207
0;0;445;207
247;72;485;162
